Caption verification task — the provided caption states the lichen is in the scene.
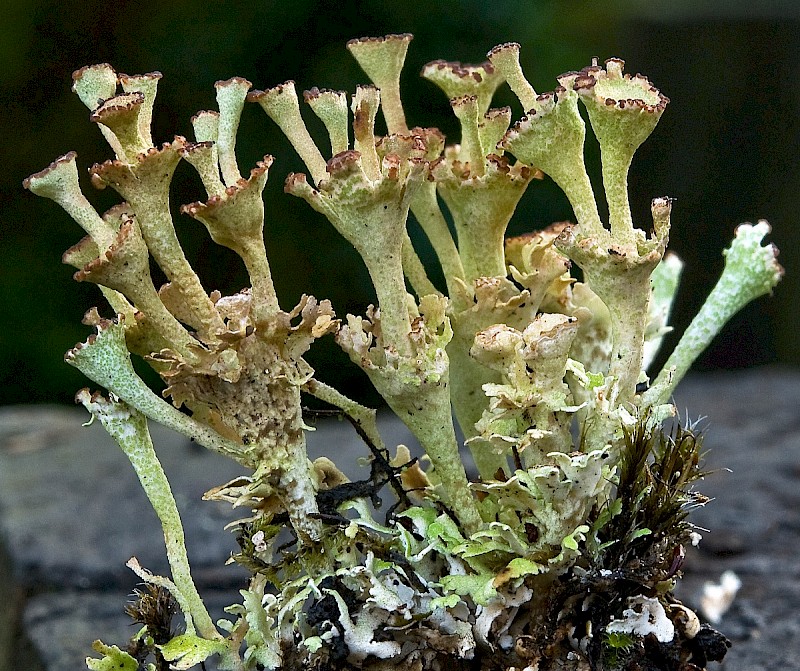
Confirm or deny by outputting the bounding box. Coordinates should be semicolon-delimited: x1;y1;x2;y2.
24;34;781;671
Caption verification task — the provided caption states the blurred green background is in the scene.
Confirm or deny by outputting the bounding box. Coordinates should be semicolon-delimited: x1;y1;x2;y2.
3;0;798;407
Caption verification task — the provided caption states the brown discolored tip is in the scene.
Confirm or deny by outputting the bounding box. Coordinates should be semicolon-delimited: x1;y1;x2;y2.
421;59;494;83
255;155;275;171
246;80;295;103
572;59;669;115
90;92;145;122
102;202;135;223
347;33;413;48
23;151;78;190
484;106;510;120
72;63;116;83
487;42;521;58
190;110;220;124
326;150;362;176
284;172;308;193
450;94;478;108
81;306;107;327
215;76;252;90
572;74;597;91
119;71;163;84
303;86;345;102
180;140;214;156
62;235;99;268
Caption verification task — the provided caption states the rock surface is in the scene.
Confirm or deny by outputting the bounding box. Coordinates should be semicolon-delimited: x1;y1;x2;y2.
0;367;798;670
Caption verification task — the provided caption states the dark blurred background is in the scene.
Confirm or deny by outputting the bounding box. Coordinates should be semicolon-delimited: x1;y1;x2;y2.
3;0;798;407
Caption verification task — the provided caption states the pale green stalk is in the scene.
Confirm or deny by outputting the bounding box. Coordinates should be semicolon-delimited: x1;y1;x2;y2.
76;391;219;641
410;183;466;299
646;222;783;406
65;319;246;465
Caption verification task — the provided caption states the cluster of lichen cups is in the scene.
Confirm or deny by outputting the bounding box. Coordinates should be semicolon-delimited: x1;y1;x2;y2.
25;34;781;671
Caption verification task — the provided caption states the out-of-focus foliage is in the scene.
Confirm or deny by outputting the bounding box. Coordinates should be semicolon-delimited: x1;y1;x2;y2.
5;0;799;405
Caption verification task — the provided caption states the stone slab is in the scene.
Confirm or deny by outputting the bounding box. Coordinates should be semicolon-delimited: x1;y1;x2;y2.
0;405;247;591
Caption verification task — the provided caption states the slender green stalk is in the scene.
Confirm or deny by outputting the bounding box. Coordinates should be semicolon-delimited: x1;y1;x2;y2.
601;152;635;248
401;232;439;298
237;235;281;323
76;391;219;641
363;246;413;357
410;183;465;298
65;320;246;465
646;222;782;406
387;382;482;534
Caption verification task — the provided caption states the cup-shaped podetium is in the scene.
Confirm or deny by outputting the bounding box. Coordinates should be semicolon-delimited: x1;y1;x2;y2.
286;146;426;357
491;46;603;240
421;59;504;118
347;33;413;134
182;156;280;326
573;58;669;247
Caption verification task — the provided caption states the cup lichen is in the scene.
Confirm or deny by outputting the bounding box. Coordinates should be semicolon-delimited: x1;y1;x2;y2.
24;33;782;671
